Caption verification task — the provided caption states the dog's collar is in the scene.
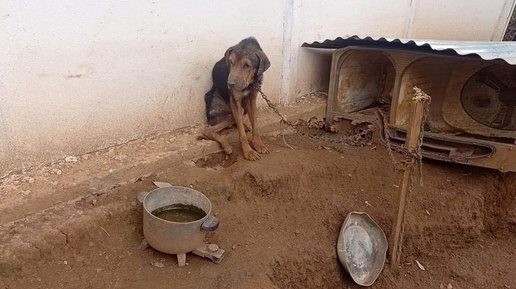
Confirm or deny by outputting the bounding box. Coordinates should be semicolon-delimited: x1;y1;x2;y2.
251;83;261;90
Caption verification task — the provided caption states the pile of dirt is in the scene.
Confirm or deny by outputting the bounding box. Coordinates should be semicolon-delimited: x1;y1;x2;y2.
0;130;515;289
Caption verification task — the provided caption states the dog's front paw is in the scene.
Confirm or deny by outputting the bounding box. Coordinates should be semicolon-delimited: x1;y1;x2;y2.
243;148;260;161
252;139;269;154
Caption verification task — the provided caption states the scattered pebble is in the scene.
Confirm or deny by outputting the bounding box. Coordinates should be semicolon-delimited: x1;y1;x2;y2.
65;156;78;163
232;245;237;250
140;239;150;251
151;261;164;268
63;260;68;265
415;260;425;271
447;283;453;289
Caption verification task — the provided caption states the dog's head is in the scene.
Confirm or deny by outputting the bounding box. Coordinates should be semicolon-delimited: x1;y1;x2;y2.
225;37;270;91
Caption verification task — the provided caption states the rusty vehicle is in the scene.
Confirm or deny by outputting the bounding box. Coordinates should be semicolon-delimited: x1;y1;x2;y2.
303;36;516;172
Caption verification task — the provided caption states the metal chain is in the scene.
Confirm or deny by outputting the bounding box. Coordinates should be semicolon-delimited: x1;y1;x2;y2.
377;109;408;171
253;85;297;129
253;84;431;179
255;86;376;148
253;85;299;149
378;87;431;186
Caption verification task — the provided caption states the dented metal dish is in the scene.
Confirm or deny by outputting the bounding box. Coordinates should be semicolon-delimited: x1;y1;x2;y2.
337;212;387;286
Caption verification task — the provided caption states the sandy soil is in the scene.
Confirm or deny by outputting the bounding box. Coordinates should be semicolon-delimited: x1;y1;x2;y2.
0;126;515;289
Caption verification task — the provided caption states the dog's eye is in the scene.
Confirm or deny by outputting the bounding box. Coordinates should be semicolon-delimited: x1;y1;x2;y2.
244;63;251;68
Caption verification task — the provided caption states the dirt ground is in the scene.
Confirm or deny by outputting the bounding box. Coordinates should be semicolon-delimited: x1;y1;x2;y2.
0;126;515;289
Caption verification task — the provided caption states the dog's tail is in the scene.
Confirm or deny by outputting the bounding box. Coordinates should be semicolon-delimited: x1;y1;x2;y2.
204;85;217;121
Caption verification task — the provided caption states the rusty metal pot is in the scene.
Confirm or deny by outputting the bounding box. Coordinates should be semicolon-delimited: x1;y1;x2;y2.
138;186;219;255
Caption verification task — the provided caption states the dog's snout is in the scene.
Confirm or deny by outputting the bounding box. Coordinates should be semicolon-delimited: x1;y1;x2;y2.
227;76;237;87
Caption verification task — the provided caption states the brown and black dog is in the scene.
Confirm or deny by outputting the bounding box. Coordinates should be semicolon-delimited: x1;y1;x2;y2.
202;37;271;161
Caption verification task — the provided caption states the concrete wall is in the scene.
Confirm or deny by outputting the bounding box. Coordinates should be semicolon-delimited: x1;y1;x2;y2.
0;0;514;175
289;0;516;101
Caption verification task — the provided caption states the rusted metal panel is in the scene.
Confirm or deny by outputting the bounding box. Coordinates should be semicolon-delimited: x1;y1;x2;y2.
302;35;516;65
318;39;516;172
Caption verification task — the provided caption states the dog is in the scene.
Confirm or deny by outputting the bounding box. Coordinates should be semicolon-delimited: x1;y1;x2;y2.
201;37;271;161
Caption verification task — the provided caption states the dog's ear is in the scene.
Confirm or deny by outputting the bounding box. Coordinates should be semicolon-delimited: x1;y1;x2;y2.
224;46;235;67
256;50;270;75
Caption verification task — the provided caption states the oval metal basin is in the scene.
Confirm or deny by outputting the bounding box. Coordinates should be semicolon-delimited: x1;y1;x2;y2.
337;212;388;286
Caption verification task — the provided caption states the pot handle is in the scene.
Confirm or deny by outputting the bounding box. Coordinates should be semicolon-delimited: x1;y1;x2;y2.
136;191;150;205
201;215;219;232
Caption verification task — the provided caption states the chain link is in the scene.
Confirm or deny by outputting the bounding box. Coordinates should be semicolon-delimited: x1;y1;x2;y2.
253;84;297;129
377;87;431;186
253;85;430;185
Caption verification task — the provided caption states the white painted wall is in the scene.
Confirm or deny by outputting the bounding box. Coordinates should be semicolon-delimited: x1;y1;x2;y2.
0;0;514;175
289;0;516;101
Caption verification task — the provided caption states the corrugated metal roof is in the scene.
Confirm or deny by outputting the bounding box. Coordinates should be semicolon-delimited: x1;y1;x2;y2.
301;35;516;65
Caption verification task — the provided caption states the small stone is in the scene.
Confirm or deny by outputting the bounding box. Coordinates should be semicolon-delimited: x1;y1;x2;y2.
54;169;63;175
447;284;453;289
207;244;219;253
88;242;94;247
151;261;164;268
140;239;149;251
91;191;104;196
232;245;237;250
63;260;68;265
65;156;78;163
91;199;97;206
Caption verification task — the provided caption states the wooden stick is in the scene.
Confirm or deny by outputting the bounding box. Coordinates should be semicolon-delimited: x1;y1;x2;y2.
390;87;430;268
